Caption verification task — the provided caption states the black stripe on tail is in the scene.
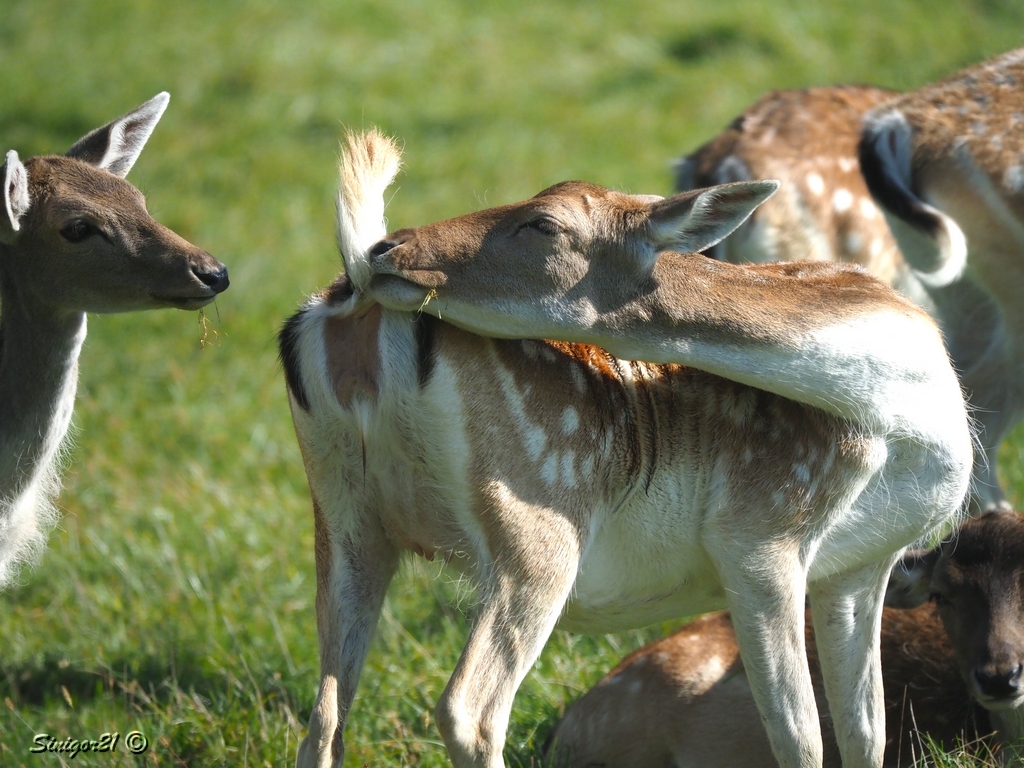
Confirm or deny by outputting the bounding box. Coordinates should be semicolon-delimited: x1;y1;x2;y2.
858;117;941;241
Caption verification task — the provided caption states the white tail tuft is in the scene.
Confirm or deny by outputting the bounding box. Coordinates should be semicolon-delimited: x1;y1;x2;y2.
336;129;403;290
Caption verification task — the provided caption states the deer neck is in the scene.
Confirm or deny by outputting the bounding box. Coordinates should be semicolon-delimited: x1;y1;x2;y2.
0;262;87;506
573;254;952;431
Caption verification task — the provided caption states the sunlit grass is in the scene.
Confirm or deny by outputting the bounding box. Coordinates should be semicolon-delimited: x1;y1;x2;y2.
1;0;1023;764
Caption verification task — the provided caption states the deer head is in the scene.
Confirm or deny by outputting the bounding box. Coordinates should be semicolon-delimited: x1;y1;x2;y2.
887;510;1024;710
364;180;778;340
0;92;228;315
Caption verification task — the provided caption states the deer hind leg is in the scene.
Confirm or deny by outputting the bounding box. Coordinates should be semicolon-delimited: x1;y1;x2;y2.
295;498;399;768
808;556;897;768
705;535;821;768
436;500;582;768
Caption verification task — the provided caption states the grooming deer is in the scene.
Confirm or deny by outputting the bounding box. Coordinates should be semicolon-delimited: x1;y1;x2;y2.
283;129;971;768
675;48;1024;511
0;93;229;588
548;509;1024;767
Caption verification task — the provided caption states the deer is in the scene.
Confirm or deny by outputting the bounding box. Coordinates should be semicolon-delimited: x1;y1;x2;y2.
674;48;1024;513
673;86;905;288
282;128;972;768
0;93;229;588
546;509;1024;768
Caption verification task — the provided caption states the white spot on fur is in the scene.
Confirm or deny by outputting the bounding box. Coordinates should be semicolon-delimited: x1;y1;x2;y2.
561;451;578;488
571;364;587;393
806;173;824;196
793;463;811;484
521;340;540;360
1003;165;1024;193
870;238;883;258
525;426;547;462
541;454;559;486
562;407;580;435
859;198;877;219
838;157;856;173
832;189;853;213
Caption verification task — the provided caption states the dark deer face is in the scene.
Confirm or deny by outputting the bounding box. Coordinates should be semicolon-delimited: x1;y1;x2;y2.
887;511;1024;710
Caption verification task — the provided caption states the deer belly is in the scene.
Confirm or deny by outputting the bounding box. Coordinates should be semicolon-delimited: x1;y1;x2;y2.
560;534;726;633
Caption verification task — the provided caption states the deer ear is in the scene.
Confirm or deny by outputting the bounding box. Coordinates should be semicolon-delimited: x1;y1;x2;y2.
647;180;779;254
884;547;941;608
66;92;170;178
0;150;31;244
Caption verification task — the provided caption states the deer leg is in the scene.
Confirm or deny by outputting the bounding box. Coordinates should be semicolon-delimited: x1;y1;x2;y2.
295;498;399;768
808;556;897;768
706;539;821;768
435;503;581;768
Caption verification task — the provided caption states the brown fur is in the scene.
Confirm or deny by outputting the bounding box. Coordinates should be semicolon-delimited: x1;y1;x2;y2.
324;308;382;407
676;86;902;279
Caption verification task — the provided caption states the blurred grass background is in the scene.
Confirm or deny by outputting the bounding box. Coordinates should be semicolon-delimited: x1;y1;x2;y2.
1;0;1022;765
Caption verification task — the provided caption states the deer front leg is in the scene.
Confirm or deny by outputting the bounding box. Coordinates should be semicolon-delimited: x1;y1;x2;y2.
707;538;821;768
808;556;897;768
436;504;581;768
296;499;399;768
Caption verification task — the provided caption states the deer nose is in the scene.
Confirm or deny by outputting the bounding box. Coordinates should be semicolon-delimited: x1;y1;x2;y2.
974;663;1024;700
193;261;230;294
369;239;399;258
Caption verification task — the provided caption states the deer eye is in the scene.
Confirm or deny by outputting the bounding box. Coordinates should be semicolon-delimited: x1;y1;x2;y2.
520;217;562;237
60;220;98;243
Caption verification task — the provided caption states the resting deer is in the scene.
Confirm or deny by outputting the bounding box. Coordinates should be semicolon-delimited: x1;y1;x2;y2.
675;49;1024;512
547;510;1024;767
0;93;229;588
283;129;971;768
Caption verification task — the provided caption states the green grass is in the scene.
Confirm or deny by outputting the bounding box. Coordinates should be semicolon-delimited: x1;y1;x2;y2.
1;0;1023;765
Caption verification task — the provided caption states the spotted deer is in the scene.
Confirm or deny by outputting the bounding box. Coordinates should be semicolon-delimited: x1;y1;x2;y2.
673;86;906;289
283;129;971;768
0;93;229;588
547;510;1024;768
675;49;1024;512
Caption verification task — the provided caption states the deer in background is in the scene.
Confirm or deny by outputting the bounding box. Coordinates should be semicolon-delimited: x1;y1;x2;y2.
283;129;971;768
0;93;229;588
673;86;906;289
547;510;1024;767
675;48;1024;512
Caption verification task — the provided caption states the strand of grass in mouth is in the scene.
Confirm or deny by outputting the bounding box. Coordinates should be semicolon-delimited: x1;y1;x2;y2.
198;308;220;349
416;288;439;319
